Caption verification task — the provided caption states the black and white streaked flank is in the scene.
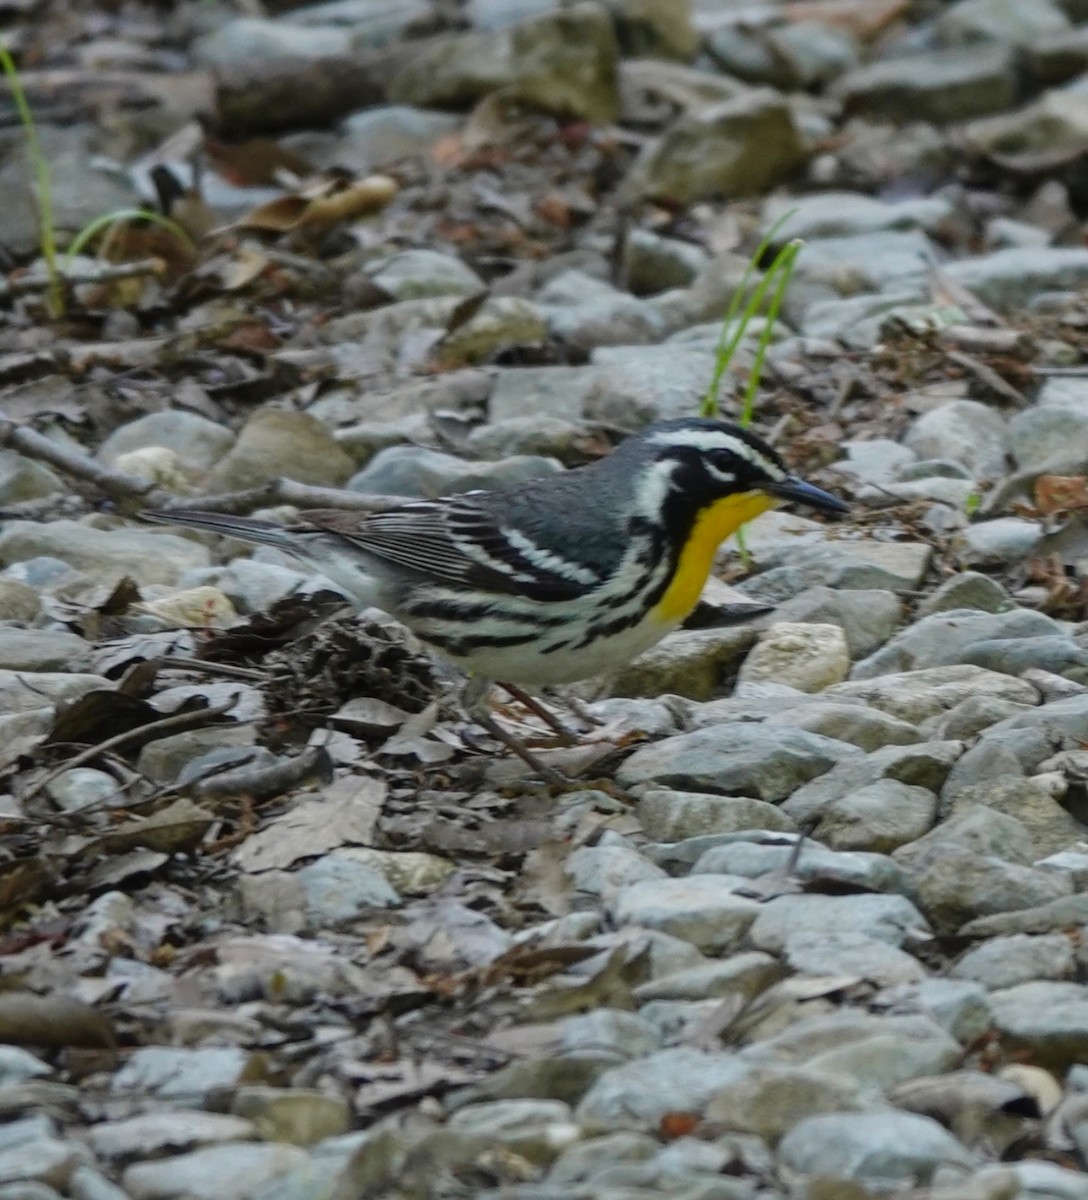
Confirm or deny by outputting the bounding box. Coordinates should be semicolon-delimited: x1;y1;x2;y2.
140;417;846;687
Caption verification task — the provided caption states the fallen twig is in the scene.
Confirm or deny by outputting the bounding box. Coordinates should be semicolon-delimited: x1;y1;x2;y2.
0;259;163;301
147;477;405;515
0;417;160;507
23;697;240;803
192;744;331;802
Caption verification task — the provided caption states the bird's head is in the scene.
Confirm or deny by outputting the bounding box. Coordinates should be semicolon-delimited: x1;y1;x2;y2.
629;417;848;522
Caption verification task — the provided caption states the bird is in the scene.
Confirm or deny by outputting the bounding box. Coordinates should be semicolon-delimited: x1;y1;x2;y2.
141;417;848;782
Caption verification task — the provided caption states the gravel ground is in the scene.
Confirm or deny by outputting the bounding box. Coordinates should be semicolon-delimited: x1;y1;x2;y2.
2;1;1088;1198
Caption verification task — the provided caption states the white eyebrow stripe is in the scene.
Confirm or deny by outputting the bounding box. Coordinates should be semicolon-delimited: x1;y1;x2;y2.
646;428;787;478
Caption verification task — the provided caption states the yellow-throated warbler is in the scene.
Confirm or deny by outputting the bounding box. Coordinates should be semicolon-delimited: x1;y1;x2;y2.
142;418;847;779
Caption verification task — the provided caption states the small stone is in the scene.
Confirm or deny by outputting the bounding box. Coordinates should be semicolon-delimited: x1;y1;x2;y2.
610;625;760;701
832;43;1015;124
904;401;1008;480
771;586;903;658
951;933;1076;990
945;246;1088;312
636;790;797;840
99;411;233;471
0;670;109;716
137;726;256;785
917;571;1015;616
738;621;850;692
0;521;209;589
565;844;666;906
230;1087;350;1146
986;981;1088;1069
777;1111;975;1187
349;444;560;498
0;628;90;672
110;1047;248;1104
0;451;63;504
367;249;483;301
825;664;1037;724
633;951;781;1004
617;723;860;801
939;0;1069;46
193;17;352;66
206;410;354;492
611;876;759;953
122;1143;307;1200
0;580;40;623
785;930;926;985
44;768;118;814
954;519;1044;567
766;701;921;753
706;1065;866;1141
87;1112;256;1163
624;88;808;205
815;779;937;853
749;893;930;954
446;1099;579;1162
0;1141;80;1190
693;835;906;895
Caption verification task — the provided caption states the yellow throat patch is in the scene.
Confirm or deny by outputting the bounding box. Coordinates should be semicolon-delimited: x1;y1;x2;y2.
652;491;777;623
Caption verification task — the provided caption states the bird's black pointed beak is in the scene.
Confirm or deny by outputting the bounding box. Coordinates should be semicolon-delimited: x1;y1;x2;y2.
765;475;849;516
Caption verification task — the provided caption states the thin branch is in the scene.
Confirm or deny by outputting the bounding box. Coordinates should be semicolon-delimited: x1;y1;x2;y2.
0;418;159;505
0;258;162;300
147;478;406;515
22;697;240;803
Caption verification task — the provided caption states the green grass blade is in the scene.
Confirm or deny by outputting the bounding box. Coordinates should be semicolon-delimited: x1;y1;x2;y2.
0;45;62;317
66;208;196;263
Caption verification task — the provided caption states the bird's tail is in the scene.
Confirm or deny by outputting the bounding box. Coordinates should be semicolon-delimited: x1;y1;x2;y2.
140;508;298;550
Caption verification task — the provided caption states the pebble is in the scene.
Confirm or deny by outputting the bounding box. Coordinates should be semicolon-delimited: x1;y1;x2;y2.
951;933;1077;989
737;621;850;692
748;892;931;953
986;981;1088;1068
349;444;560;497
611;875;760;953
636;789;796;841
617;722;860;800
205;410;354;492
778;1110;975;1187
122;1143;307;1200
98;411;234;471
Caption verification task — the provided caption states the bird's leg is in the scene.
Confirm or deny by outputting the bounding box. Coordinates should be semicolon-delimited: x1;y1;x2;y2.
461;676;572;788
498;682;576;746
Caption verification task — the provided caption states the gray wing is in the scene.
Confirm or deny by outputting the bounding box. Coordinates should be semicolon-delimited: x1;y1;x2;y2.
310;497;603;602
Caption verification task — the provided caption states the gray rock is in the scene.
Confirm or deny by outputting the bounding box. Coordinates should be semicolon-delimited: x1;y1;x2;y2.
976;1160;1088;1200
948;773;1085;858
904;400;1008;480
778;1110;974;1187
693;834;907;895
954;519;1044;567
763;192;954;244
565;844;667;906
0;521;210;588
791;230;937;301
137;726;256;785
771;586;903;658
636;790;796;841
917;571;1015;616
1010;402;1088;471
705;1064;867;1141
800;290;932;348
0;125;141;258
616;723;860;801
908;847;1073;932
111;1047;248;1103
87;1112;256;1163
784;930;925;985
632;951;781;1004
366;249;483;301
122;1143;307;1200
923;692;1033;740
609;625;761;701
0;670;109;716
68;1166;132;1200
987;980;1088;1069
0;1048;50;1085
951;933;1076;989
623;229;707;296
944;247;1088;312
0;1140;80;1190
815;779;937;853
44;768;118;815
349;444;560;497
610;876;760;953
98;412;234;471
0;628;90;673
193;17;352;66
850;608;1059;680
894;806;1034;870
624;88;808;205
339;105;462;166
738;540;932;601
835;437;919;487
545;292;666;357
940;0;1069;45
831;44;1015;124
889;1071;1035;1158
206;410;354;492
582;345;715;425
230;1087;350;1147
558;1009;660;1064
575;1047;748;1128
878;977;994;1044
825;664;1037;724
737;622;850;693
748;892;930;954
181;559;310;614
766;702;922;752
488;365;599;424
0;580;40;624
0;452;63;504
295;852;401;923
782;740;962;824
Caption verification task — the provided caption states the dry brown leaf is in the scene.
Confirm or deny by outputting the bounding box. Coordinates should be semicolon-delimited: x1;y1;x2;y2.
1035;475;1088;515
782;0;909;40
231;174;396;235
